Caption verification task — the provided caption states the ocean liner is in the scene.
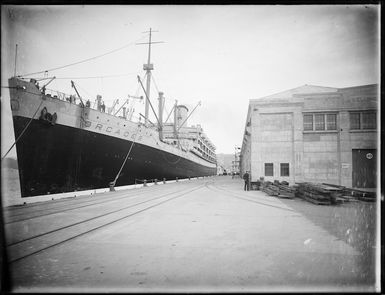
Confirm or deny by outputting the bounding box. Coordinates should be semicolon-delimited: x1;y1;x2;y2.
8;30;217;197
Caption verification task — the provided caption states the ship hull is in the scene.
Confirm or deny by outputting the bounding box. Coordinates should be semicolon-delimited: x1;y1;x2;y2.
13;115;216;197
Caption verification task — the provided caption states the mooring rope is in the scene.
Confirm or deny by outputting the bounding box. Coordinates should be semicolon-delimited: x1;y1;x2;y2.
1;99;44;161
110;124;142;189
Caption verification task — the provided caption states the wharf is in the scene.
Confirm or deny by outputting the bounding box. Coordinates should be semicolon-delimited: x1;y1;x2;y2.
2;176;378;292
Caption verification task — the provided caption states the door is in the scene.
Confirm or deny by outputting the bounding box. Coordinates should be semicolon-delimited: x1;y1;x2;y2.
352;149;377;188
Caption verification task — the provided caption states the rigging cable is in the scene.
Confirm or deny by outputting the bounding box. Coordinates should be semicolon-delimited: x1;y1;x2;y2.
164;104;170;121
55;73;137;80
151;73;180;124
146;75;182;164
151;73;177;106
126;72;146;121
74;83;96;100
151;73;160;94
19;73;137;80
150;73;172;123
18;34;147;77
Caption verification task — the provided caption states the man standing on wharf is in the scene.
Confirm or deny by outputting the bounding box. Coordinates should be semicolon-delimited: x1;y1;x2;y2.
243;171;250;191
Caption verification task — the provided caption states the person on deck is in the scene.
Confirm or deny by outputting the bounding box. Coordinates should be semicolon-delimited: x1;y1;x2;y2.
96;95;102;111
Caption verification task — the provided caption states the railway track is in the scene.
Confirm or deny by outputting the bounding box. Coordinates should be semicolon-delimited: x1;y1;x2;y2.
4;184;175;224
6;182;204;264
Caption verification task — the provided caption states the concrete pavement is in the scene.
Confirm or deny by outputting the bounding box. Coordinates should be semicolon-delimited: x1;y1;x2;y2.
5;176;378;292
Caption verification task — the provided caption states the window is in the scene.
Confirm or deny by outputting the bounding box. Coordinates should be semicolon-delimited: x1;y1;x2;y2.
314;114;325;130
303;115;313;131
350;112;360;129
265;163;273;176
362;112;376;129
326;114;337;130
303;113;337;131
280;163;289;176
350;111;376;130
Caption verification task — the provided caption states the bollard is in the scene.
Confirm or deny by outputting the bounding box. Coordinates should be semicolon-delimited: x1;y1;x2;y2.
109;181;115;191
189;176;191;180
163;178;166;184
154;178;158;185
176;177;178;182
143;179;147;187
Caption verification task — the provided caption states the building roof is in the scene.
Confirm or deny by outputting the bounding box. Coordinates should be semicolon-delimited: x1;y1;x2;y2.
251;84;339;102
338;83;378;92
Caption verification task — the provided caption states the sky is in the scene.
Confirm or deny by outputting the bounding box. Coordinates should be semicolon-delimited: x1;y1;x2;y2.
1;5;380;157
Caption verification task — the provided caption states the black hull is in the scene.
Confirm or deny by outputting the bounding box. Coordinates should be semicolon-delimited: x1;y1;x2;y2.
12;116;216;197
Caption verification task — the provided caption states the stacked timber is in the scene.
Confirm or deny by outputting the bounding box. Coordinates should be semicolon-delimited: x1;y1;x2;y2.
273;180;296;198
345;188;376;202
261;180;376;205
322;183;376;202
295;182;342;205
260;181;279;196
260;180;296;199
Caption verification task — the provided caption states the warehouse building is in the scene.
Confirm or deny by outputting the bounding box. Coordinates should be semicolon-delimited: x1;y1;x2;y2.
240;84;378;188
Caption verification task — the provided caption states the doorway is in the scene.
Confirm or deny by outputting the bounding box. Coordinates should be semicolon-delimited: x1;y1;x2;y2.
352;149;377;188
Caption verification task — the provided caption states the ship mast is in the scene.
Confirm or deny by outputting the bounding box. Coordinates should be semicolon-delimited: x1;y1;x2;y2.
136;28;163;126
144;29;152;126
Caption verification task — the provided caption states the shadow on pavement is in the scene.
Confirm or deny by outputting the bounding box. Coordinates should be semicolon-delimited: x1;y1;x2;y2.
278;196;377;286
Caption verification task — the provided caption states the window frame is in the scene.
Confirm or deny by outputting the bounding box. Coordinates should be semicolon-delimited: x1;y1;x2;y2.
350;112;361;130
362;112;376;130
349;111;376;130
280;163;290;177
314;114;325;130
303;114;313;131
326;114;337;130
264;163;274;176
303;112;338;131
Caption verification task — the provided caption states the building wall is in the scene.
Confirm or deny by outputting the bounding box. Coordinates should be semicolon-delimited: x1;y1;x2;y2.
240;108;252;177
242;84;378;188
251;111;295;183
338;86;378;187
